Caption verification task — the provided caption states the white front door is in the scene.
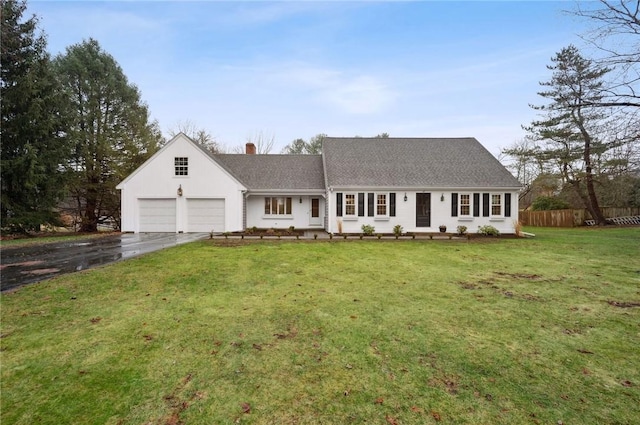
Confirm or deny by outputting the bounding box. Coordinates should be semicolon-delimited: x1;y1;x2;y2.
309;198;322;226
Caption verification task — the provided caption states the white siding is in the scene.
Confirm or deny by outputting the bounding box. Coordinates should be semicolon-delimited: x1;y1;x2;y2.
245;195;325;229
327;190;520;234
118;134;245;233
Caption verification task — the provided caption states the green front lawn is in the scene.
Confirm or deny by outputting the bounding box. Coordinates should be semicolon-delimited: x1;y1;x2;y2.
2;227;639;424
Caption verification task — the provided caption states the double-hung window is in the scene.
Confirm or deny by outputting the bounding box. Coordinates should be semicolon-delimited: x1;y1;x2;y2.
174;157;188;176
460;194;471;216
491;194;502;216
376;194;387;216
344;194;356;216
337;192;395;218
264;197;292;216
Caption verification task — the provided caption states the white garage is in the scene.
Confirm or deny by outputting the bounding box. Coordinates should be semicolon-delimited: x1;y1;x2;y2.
186;198;225;233
139;199;176;232
117;134;251;233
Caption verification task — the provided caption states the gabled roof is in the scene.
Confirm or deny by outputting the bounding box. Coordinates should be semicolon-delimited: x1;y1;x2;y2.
322;137;521;189
116;133;245;189
213;154;325;191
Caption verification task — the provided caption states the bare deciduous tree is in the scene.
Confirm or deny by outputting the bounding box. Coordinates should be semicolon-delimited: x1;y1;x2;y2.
232;131;275;154
570;0;640;108
169;120;224;154
500;137;548;206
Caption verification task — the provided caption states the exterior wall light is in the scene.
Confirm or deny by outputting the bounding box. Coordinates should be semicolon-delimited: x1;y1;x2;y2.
440;193;445;202
404;193;408;202
177;185;183;197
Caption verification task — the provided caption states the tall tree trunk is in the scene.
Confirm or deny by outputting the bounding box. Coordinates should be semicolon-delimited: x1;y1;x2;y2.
570;180;601;223
576;111;608;225
585;168;606;224
81;186;98;232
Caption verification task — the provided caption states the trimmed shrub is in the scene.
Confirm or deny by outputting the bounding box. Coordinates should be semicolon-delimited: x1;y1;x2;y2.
477;225;500;236
361;224;375;236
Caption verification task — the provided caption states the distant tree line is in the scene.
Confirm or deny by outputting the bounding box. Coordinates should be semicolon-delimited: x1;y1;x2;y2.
501;1;639;222
280;132;389;154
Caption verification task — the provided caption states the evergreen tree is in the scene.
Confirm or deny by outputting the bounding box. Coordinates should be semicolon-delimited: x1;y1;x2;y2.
525;45;611;224
54;38;162;232
281;134;325;154
1;0;70;232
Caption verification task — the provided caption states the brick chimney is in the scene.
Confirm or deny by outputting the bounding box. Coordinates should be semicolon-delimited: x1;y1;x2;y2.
246;143;256;155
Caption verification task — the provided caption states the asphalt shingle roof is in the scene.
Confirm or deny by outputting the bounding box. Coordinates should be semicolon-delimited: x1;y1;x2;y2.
213;154;325;191
322;137;521;189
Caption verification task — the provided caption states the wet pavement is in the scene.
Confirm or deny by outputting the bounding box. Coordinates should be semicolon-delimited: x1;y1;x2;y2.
0;233;208;292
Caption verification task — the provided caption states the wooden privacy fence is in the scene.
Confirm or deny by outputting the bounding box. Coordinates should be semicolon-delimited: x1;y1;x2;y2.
519;207;640;227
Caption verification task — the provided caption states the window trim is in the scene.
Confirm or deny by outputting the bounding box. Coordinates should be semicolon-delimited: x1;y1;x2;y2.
174;157;188;176
459;193;472;217
344;193;357;217
490;193;503;217
264;197;293;217
375;192;389;218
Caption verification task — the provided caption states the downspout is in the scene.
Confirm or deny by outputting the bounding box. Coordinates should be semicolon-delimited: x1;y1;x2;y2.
242;190;248;231
326;187;332;234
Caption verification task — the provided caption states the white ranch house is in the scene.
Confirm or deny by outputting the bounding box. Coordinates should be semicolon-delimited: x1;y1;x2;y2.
117;134;521;234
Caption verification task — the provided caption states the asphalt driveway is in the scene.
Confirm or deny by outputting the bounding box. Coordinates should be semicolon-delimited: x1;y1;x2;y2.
0;233;208;292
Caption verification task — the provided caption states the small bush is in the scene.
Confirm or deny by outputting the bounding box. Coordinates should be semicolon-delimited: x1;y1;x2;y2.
456;225;467;236
393;224;403;236
477;225;500;236
361;224;375;236
288;225;295;233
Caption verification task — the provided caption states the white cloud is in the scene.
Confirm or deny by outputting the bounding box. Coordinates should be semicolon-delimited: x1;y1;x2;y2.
274;63;396;114
322;75;395;114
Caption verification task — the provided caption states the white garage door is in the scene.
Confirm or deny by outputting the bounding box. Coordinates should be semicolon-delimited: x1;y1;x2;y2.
187;199;225;233
139;199;176;232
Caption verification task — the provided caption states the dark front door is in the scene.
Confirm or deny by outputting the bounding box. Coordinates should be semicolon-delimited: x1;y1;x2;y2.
416;193;431;227
309;197;322;226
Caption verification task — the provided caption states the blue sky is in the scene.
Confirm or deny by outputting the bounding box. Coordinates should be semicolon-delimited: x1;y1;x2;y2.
27;1;588;155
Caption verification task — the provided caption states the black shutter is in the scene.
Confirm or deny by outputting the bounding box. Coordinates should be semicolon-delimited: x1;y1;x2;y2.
504;193;511;217
473;193;480;217
368;193;374;216
451;193;458;217
358;193;365;216
336;193;342;217
390;193;396;217
483;193;490;217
